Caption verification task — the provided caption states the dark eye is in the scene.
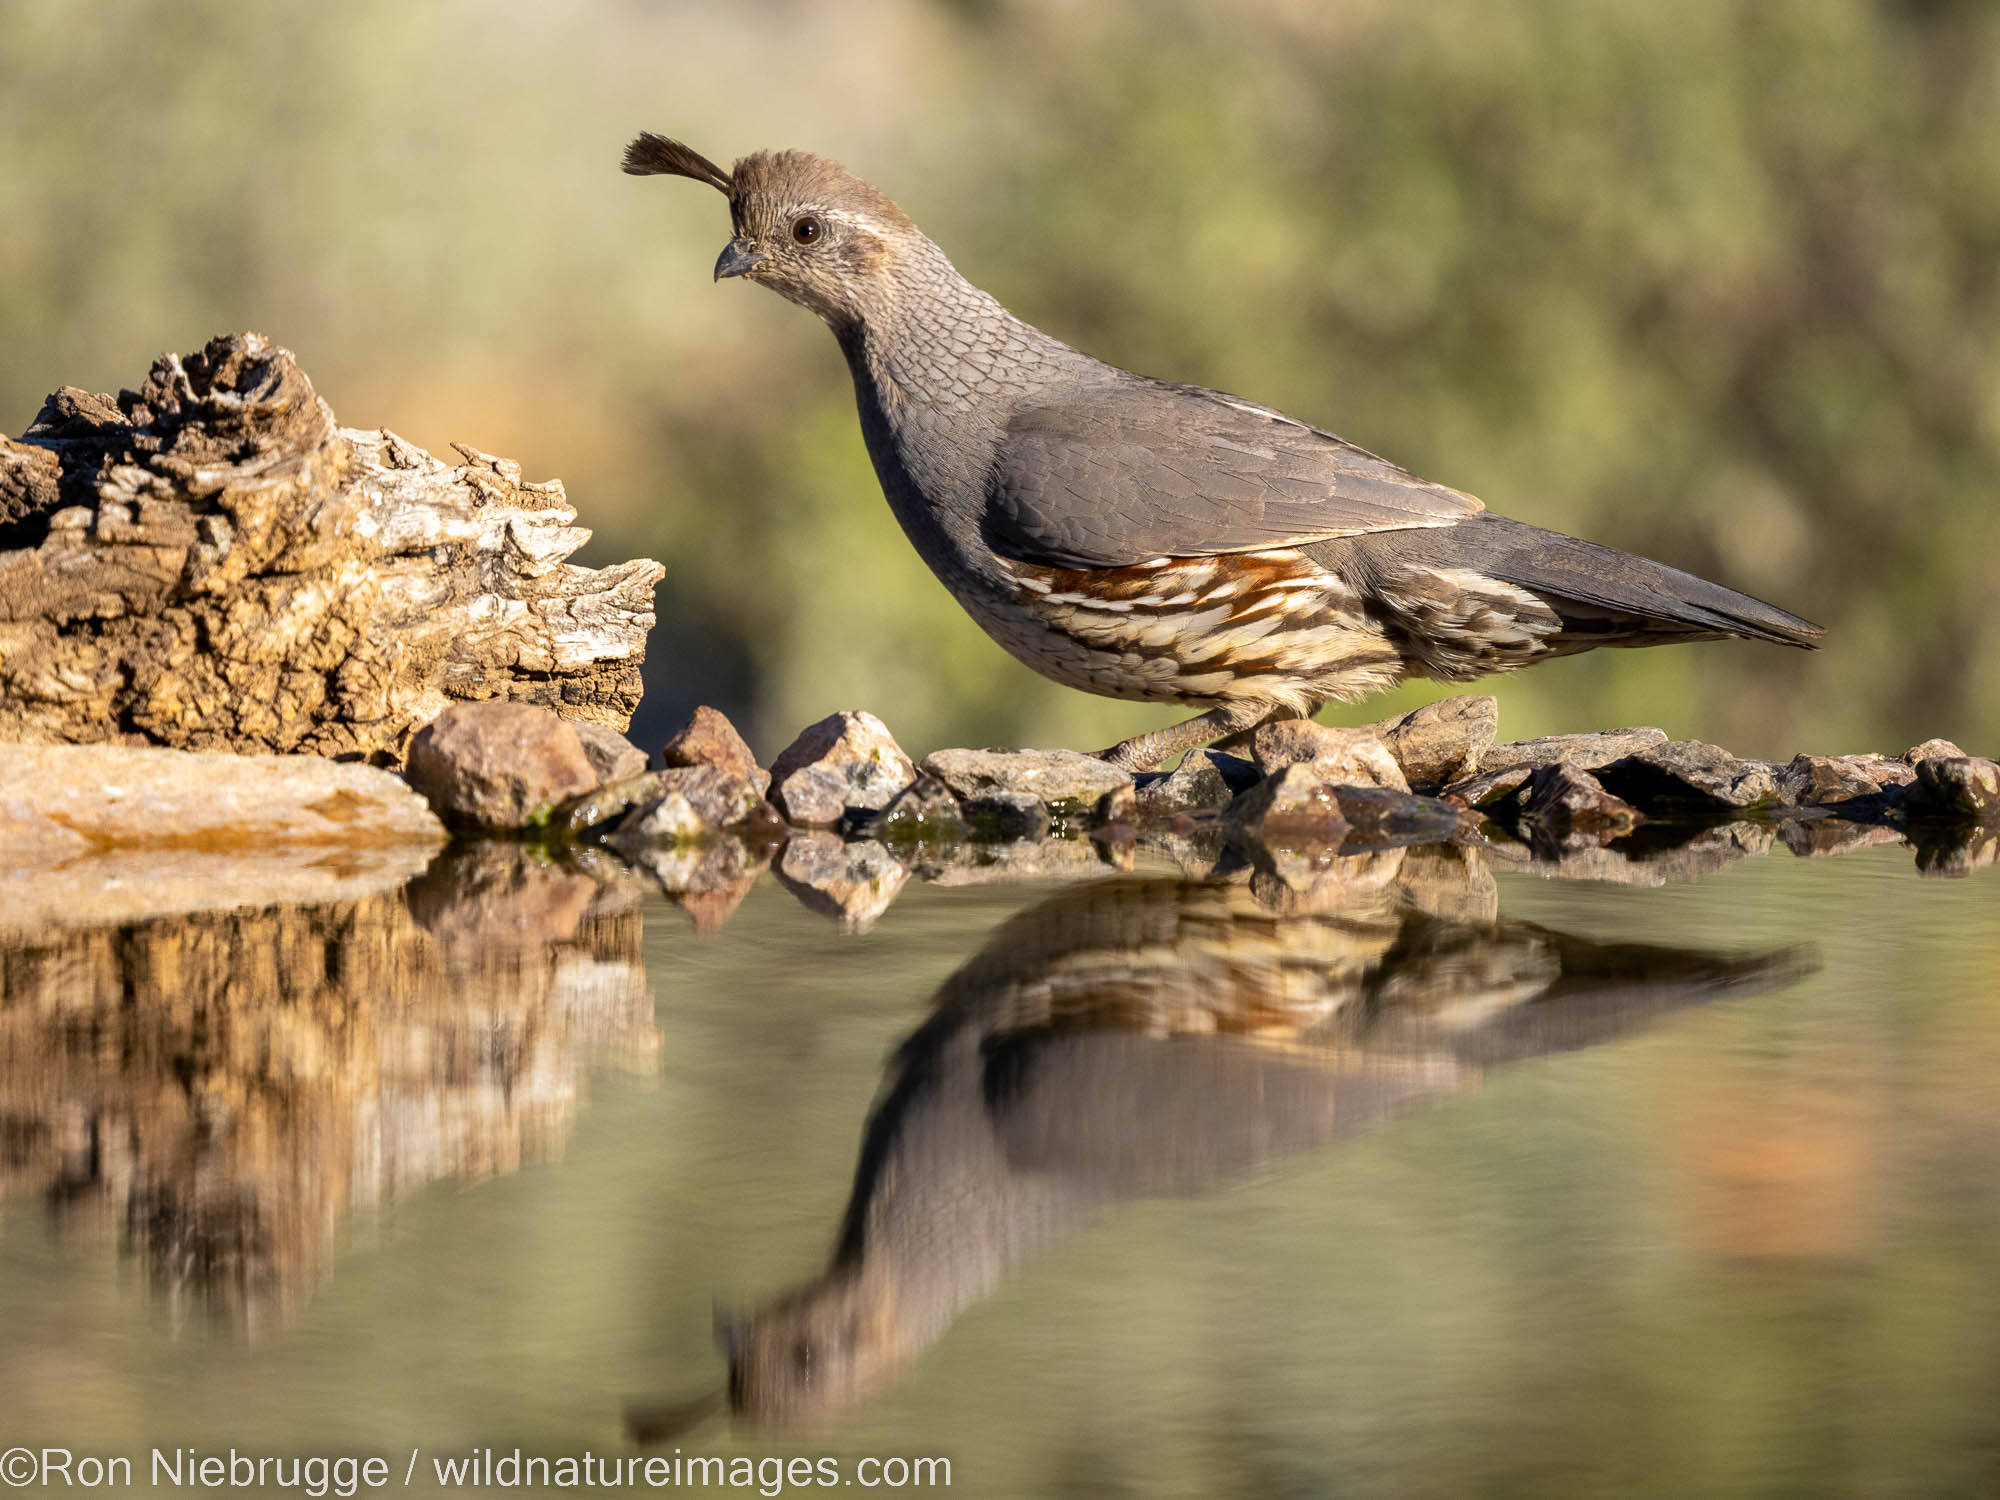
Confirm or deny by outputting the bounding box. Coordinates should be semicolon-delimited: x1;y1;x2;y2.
791;215;822;245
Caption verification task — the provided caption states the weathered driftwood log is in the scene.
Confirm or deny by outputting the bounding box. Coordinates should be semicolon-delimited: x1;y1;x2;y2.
0;333;662;762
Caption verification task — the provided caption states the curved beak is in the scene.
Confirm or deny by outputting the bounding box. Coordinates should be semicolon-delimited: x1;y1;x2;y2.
713;239;766;281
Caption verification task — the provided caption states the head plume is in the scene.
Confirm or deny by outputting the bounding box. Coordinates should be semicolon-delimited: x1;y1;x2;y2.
622;132;733;194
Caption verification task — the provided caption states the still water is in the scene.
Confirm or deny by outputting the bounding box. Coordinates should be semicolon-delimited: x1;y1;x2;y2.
1;834;1996;1498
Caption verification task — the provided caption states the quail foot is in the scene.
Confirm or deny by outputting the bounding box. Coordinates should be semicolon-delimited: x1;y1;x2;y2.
626;134;1822;772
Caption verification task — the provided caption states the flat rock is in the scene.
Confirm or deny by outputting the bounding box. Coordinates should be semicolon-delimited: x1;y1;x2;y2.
0;742;444;930
1249;721;1409;791
1368;695;1498;788
770;711;917;826
1136;749;1259;814
1773;753;1914;809
406;700;600;829
0;742;445;852
661;705;769;796
606;766;765;848
1906;756;2000;822
1445;727;1667;804
1593;740;1778;811
920;746;1132;811
775;833;908;930
1516;764;1643;841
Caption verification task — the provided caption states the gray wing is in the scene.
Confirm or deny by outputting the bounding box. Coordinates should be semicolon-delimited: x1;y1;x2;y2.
982;380;1483;569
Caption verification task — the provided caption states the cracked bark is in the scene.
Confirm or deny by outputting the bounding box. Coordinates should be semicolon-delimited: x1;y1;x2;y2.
0;333;662;763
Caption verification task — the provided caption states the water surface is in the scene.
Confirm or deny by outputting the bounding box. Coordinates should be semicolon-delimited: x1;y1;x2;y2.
1;836;1995;1498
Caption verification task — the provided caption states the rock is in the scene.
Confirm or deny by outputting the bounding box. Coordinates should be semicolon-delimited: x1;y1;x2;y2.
0;742;443;931
1248;721;1409;791
549;771;669;838
1324;786;1467;850
662;705;769;796
1903;738;1969;765
405;701;600;829
1593;740;1778;811
1135;749;1259;814
1224;762;1352;845
1368;695;1498;788
920;746;1132;812
770;711;917;826
606;766;765;847
775;834;908;930
1906;756;2000;822
1444;727;1667;804
1772;753;1913;809
0;742;444;853
861;773;970;843
1516;764;1643;841
0;335;660;759
572;721;649;785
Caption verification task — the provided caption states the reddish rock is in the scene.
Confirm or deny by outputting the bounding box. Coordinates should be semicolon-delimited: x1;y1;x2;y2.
662;705;769;796
405;701;599;829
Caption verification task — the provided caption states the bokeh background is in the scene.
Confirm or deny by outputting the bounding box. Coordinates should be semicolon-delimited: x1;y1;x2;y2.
6;0;1997;762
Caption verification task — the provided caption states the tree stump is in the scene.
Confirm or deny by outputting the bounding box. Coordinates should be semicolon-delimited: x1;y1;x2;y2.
0;333;663;763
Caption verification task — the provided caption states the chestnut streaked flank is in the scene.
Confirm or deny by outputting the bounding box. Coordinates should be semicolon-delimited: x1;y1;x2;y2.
625;132;1824;770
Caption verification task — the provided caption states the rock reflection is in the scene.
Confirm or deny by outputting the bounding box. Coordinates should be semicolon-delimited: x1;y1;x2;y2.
710;853;1806;1430
0;844;658;1334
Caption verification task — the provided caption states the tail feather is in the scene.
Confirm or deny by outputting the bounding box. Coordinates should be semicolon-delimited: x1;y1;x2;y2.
1337;515;1825;650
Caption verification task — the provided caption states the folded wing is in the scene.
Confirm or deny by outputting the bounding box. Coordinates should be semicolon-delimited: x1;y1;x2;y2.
982;380;1482;569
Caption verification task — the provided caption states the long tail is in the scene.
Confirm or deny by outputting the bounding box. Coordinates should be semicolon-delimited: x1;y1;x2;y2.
1337;514;1825;650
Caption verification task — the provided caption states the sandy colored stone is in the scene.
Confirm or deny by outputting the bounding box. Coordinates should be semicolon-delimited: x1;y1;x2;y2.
0;741;444;853
1249;721;1410;791
920;746;1133;810
1368;695;1499;787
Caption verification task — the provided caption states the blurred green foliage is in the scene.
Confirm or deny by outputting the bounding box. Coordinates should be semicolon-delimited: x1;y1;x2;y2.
5;0;1996;759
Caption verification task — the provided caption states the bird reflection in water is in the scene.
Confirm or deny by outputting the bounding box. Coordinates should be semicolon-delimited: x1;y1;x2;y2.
645;850;1807;1435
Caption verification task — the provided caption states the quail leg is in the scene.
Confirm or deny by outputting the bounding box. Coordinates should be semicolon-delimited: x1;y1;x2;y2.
1094;700;1291;772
